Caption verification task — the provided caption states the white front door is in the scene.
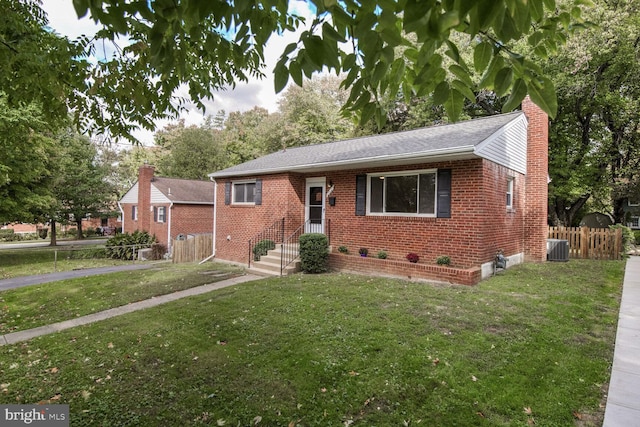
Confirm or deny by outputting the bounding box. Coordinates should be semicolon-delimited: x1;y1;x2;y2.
305;178;326;234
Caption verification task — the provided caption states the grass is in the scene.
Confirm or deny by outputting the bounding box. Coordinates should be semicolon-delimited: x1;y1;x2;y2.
0;262;244;334
0;246;134;279
0;259;624;426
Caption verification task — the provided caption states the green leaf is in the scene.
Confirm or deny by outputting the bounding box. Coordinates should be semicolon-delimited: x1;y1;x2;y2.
449;64;473;87
322;22;346;43
502;78;527;113
444;88;464;121
273;60;289;93
433;81;450;105
302;35;325;68
494;67;513;96
359;102;376;127
450;79;476;103
527;76;557;118
473;41;494;72
289;61;303;86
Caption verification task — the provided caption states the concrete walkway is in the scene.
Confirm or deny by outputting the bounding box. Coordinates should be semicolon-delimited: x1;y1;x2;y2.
603;256;640;426
0;264;154;291
0;274;261;346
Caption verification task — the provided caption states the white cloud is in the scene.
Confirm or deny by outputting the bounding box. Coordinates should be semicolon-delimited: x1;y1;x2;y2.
41;0;315;145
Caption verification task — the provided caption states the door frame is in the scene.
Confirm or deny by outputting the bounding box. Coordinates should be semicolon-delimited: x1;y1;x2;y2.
305;177;326;234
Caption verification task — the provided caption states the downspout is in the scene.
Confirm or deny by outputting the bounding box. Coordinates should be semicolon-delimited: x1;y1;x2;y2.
117;202;125;233
199;177;217;264
167;202;174;253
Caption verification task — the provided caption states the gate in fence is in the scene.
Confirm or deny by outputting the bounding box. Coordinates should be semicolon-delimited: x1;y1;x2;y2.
172;234;213;263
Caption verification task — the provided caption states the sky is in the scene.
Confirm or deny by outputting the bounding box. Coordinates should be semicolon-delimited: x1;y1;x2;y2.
40;0;315;145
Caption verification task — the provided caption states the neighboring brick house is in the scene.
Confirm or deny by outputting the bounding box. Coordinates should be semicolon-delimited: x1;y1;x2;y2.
209;98;548;285
118;165;214;251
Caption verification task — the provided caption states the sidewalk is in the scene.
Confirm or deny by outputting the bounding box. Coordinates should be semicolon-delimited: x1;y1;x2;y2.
603;256;640;426
0;273;261;346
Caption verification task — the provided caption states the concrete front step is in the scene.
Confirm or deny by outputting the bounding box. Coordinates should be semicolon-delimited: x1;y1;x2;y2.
251;245;300;276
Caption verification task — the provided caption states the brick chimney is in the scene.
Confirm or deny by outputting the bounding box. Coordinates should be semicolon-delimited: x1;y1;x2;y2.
522;96;549;262
138;164;155;232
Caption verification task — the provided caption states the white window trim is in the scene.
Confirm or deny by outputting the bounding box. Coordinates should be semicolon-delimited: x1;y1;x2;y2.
366;169;438;217
506;177;515;210
232;179;257;205
157;206;166;223
628;199;640;207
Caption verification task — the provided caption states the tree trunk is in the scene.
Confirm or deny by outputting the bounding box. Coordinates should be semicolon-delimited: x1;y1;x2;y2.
76;220;84;239
49;219;57;246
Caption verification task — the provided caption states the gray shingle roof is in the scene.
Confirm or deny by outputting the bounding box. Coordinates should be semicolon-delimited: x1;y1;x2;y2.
209;111;524;178
152;177;214;204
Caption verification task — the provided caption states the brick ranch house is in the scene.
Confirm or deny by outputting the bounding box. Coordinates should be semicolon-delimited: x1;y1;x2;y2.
118;165;214;251
208;98;548;285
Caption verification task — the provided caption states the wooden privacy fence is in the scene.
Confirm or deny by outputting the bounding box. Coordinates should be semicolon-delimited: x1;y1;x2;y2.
172;234;213;263
548;226;623;260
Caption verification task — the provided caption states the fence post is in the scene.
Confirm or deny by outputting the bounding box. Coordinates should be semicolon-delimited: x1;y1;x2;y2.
580;227;588;259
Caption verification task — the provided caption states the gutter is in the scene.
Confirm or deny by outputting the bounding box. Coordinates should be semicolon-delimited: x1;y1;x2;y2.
117;202;125;233
199;177;217;264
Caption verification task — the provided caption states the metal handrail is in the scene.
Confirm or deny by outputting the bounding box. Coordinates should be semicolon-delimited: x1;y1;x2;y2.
280;219;330;274
248;218;285;268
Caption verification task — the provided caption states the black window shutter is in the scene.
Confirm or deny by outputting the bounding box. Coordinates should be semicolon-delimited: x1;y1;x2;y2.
437;169;451;218
255;179;262;205
355;175;367;216
224;182;231;205
132;206;136;220
153;207;157;222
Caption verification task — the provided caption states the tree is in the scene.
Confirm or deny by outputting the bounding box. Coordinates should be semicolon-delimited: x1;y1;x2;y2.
154;120;229;180
50;130;118;239
546;0;640;225
264;75;355;151
0;97;56;224
3;0;590;140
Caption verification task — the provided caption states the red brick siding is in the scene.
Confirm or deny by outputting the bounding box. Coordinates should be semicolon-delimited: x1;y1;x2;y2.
522;97;549;261
214;173;306;263
324;159;525;269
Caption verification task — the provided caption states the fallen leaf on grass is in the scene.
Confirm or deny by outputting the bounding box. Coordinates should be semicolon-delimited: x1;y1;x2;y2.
572;411;583;420
527;418;536;425
107;342;114;349
471;375;477;382
524;407;533;415
433;358;440;366
47;367;59;374
81;390;91;401
348;371;359;376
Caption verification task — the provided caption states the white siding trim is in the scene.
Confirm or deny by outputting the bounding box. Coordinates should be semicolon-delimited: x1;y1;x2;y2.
150;185;171;204
474;114;528;174
120;182;139;203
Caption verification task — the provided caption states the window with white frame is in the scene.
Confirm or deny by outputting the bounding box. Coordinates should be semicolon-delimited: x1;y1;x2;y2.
367;170;437;216
155;206;166;223
506;177;515;209
628;199;640;207
132;206;138;221
629;216;640;229
233;180;256;204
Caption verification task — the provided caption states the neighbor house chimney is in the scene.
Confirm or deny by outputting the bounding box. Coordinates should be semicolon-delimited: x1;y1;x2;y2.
522;96;549;262
138;164;155;232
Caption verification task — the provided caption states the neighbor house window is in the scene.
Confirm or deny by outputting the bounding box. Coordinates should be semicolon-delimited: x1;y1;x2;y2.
506;177;515;209
367;170;437;216
132;206;138;221
154;206;166;223
629;199;640;207
233;180;256;204
629;216;640;229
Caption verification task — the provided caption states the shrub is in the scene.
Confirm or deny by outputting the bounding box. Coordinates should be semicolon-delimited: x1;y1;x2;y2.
338;245;349;254
436;255;451;265
253;239;276;261
299;233;329;274
0;229;21;242
406;253;419;263
150;243;167;260
38;228;48;239
105;230;156;260
610;224;635;254
359;247;368;256
634;230;640;246
377;250;388;259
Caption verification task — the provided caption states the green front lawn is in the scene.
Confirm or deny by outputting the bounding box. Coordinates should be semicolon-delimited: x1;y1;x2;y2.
0;260;624;426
